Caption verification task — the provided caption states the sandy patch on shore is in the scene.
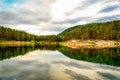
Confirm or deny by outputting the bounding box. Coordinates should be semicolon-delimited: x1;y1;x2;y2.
62;40;120;49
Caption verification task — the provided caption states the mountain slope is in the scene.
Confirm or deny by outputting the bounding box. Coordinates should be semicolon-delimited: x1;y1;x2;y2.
0;26;62;41
59;20;120;40
0;26;36;41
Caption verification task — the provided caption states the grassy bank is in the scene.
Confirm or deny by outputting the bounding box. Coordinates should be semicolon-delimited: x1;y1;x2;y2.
0;41;59;46
0;41;33;46
0;40;120;49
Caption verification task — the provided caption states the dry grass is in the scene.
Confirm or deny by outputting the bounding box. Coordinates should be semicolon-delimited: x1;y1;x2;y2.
61;40;120;49
0;41;32;46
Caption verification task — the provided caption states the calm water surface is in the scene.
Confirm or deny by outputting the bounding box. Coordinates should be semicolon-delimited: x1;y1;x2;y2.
0;46;120;80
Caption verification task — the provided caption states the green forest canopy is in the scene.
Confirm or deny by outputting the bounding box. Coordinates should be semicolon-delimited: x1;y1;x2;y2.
59;20;120;40
0;26;61;41
0;20;120;41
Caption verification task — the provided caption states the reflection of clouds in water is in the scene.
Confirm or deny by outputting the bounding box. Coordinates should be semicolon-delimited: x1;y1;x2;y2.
0;50;120;80
65;69;90;80
0;60;52;80
52;61;91;69
52;60;120;71
18;63;52;80
97;72;120;80
0;50;67;80
52;60;120;80
17;50;67;62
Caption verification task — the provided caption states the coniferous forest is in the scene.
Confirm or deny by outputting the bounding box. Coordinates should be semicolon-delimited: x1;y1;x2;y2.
0;26;61;41
0;20;120;41
59;20;120;40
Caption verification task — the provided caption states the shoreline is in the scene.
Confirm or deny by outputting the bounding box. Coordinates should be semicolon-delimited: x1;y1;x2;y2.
0;40;120;49
0;41;32;46
61;40;120;49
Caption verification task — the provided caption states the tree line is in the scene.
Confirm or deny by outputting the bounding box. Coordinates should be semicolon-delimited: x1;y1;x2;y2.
59;20;120;40
0;20;120;41
0;26;62;41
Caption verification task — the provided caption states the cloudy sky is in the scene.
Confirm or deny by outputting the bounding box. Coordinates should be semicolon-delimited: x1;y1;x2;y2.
0;0;120;35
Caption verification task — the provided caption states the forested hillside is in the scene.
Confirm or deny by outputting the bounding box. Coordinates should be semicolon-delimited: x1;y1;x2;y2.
0;26;61;41
0;20;120;41
0;26;36;41
59;20;120;40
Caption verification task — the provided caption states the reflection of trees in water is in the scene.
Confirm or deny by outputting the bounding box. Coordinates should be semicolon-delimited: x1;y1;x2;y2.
0;46;34;60
0;45;120;66
0;45;60;60
59;47;120;66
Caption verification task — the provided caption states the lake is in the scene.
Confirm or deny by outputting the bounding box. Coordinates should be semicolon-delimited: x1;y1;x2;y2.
0;45;120;80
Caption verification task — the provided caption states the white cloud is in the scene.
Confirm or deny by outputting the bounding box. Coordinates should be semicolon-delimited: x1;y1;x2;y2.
0;0;120;35
51;0;81;19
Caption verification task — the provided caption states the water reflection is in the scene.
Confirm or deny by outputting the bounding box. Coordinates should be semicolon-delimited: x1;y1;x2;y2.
1;46;120;66
0;45;59;60
0;46;34;60
0;46;120;80
59;46;120;66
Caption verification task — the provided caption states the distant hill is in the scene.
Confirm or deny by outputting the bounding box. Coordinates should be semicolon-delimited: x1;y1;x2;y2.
0;26;61;41
59;20;120;40
0;26;36;41
0;20;120;41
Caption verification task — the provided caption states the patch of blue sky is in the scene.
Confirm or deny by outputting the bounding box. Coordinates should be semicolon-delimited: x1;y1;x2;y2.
100;5;119;13
87;0;99;4
96;15;120;22
4;0;16;4
3;0;23;5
